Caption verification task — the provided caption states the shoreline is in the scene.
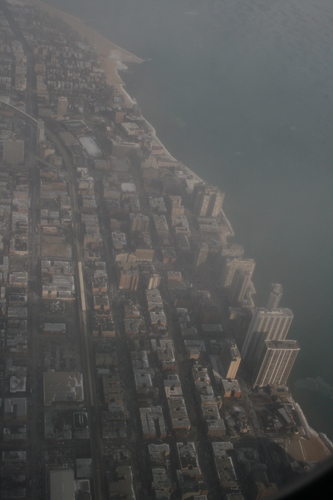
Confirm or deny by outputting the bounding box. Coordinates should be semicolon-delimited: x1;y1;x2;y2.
36;0;143;108
32;2;331;463
285;398;333;462
36;2;212;190
35;3;194;163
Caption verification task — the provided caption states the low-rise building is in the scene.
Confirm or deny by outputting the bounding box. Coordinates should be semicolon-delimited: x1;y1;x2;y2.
108;466;135;500
222;379;242;398
43;370;84;406
42;323;66;336
140;406;166;439
167;397;190;430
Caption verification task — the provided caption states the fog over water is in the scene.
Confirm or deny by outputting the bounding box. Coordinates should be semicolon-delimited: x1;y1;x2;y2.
48;0;333;438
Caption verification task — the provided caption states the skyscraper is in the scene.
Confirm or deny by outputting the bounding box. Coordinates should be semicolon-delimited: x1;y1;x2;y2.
37;119;45;143
221;258;256;288
241;307;294;361
194;185;212;217
253;339;300;388
57;96;68;119
193;241;209;271
221;339;242;379
266;283;283;310
208;189;225;217
193;184;224;218
130;213;150;233
148;273;161;290
119;267;139;291
228;268;251;305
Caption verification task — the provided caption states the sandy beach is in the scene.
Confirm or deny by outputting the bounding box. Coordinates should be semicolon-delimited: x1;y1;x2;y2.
34;0;143;108
286;430;332;462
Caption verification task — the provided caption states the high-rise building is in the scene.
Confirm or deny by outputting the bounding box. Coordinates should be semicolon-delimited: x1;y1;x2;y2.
193;241;209;271
221;339;241;379
194;186;211;217
253;339;300;388
130;213;150;233
266;283;283;310
3;139;24;164
221;258;256;288
241;307;294;361
208;189;225;217
193;185;224;218
168;195;184;217
57;96;68;119
240;280;256;310
119;267;139;291
37;119;45;143
228;269;251;304
221;243;245;259
148;273;161;290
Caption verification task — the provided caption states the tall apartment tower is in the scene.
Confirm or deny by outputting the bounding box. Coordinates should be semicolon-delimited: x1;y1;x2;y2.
119;268;139;291
194;185;212;217
168;195;184;218
37;119;45;143
57;96;68;119
194;185;224;218
228;269;251;304
221;339;242;379
221;258;256;288
241;307;294;361
3;139;24;165
208;189;225;217
148;273;161;290
253;339;300;388
193;241;209;271
266;283;283;310
130;213;150;233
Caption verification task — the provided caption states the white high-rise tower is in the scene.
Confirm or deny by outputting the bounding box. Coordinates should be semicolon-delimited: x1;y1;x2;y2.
241;307;294;361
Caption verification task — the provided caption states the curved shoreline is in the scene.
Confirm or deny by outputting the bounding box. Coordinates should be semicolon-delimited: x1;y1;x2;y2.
32;0;332;464
285;400;333;461
35;2;212;188
36;3;183;158
36;0;143;107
